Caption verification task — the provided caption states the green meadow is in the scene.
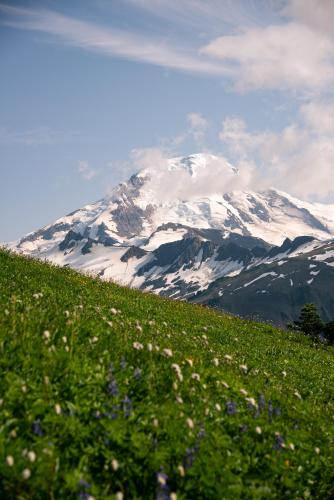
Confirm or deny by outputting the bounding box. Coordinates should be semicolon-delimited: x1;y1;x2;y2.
0;249;333;499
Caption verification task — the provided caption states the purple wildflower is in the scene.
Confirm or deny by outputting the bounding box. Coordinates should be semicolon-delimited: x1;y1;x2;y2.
134;367;142;381
268;401;273;418
184;447;197;469
258;394;266;411
77;479;91;499
273;434;285;451
108;379;118;396
156;468;170;500
32;418;43;436
122;396;132;417
120;357;127;370
226;401;237;415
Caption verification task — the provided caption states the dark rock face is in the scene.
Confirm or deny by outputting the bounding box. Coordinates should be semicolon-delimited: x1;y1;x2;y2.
20;223;72;245
59;230;83;251
121;246;147;262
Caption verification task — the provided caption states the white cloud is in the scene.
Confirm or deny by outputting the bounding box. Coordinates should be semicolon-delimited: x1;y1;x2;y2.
78;160;97;181
219;100;334;199
0;4;229;77
202;22;334;92
187;112;209;141
0;126;71;146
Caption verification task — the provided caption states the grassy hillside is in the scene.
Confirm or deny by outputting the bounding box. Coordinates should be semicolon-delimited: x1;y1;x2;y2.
0;249;334;499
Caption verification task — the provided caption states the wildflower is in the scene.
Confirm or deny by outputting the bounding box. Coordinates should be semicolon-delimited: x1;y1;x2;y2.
111;459;119;471
184;447;196;468
21;385;27;393
32;418;43;436
157;472;167;486
205;407;210;416
6;456;14;467
162;348;173;358
240;388;248;396
273;432;285;450
246;397;258;408
134;367;142;381
115;492;123;500
255;426;262;434
91;336;98;343
226;401;237;415
177;465;185;477
22;468;31;479
294;391;302;400
108;380;118;396
224;354;233;362
133;341;143;350
122;396;132;417
191;373;200;381
176;395;183;404
288;443;295;450
62;336;67;343
136;324;143;333
10;429;17;438
54;403;62;415
172;382;178;391
147;343;153;351
315;447;320;454
170;493;177;500
27;451;36;463
282;370;287;377
215;403;221;411
221;381;229;389
171;364;183;382
239;364;248;373
213;358;219;367
153;418;159;428
186;359;193;367
64;310;70;318
110;308;117;315
120;357;127;369
186;417;194;429
43;330;50;341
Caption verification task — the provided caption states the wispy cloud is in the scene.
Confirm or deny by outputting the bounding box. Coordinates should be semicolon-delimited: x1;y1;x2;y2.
77;160;97;181
0;3;230;77
0;126;74;146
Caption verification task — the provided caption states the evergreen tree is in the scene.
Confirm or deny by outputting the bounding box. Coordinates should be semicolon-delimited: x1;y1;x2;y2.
292;303;324;339
323;321;334;344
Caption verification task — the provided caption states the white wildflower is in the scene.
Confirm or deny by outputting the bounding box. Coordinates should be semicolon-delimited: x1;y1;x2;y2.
22;468;31;479
54;403;62;415
255;426;262;434
133;341;144;350
43;330;50;341
115;492;124;500
136;325;143;333
170;494;177;500
27;451;36;463
294;391;302;400
147;343;153;352
21;385;27;393
62;336;67;344
162;348;173;358
185;359;193;367
224;354;233;362
240;388;248;396
288;443;295;450
215;403;221;411
221;381;229;389
245;397;257;408
153;418;159;428
213;358;219;367
178;465;185;477
282;370;287;378
6;456;14;467
239;364;248;373
315;447;320;454
157;472;166;486
111;459;119;471
110;308;117;315
191;373;200;381
186;417;194;429
176;395;183;404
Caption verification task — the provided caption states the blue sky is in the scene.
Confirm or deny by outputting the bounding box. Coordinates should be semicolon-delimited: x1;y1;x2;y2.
1;0;334;241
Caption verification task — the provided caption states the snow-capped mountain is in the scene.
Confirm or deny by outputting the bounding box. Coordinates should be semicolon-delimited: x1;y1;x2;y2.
7;153;334;324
